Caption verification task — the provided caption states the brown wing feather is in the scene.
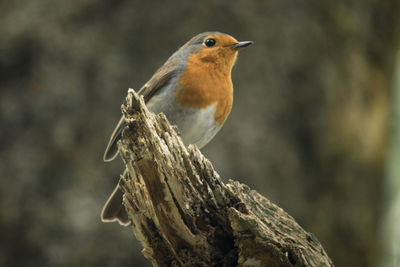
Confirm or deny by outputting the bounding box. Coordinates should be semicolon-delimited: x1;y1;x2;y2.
137;60;178;100
103;60;179;162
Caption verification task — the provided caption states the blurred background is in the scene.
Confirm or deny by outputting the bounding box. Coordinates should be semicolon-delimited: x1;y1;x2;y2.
1;0;400;266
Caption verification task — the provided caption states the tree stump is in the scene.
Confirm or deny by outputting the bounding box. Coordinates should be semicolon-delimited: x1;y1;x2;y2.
116;89;333;267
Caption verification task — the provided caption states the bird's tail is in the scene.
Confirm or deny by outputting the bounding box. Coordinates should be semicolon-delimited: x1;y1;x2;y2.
101;184;130;226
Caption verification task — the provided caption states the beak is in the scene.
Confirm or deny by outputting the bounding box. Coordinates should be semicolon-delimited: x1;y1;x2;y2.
231;41;253;50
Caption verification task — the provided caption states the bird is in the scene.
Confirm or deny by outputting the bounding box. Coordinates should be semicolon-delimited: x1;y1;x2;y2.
101;31;253;226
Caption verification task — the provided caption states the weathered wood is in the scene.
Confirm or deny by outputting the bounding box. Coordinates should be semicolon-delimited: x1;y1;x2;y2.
117;89;333;267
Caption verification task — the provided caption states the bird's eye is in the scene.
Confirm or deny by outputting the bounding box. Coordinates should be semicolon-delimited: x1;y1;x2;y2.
205;38;216;47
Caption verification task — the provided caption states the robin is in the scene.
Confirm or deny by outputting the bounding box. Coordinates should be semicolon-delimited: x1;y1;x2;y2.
101;31;253;226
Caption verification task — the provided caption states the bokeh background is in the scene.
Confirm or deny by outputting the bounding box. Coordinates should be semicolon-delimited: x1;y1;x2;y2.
1;1;400;266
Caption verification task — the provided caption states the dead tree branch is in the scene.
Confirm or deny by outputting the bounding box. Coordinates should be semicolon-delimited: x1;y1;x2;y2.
116;88;334;267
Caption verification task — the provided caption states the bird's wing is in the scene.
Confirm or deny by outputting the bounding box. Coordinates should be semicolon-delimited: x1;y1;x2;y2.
137;59;179;101
103;60;179;162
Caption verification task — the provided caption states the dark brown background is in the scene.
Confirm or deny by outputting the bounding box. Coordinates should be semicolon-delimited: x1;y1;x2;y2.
1;1;400;266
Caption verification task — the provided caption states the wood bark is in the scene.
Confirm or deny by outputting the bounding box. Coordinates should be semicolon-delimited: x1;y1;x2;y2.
116;89;334;267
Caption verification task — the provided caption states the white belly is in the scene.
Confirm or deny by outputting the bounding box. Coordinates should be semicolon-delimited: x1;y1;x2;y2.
177;104;221;148
147;95;222;148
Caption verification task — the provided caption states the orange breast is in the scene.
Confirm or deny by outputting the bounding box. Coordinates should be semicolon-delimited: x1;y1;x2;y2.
175;47;236;125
